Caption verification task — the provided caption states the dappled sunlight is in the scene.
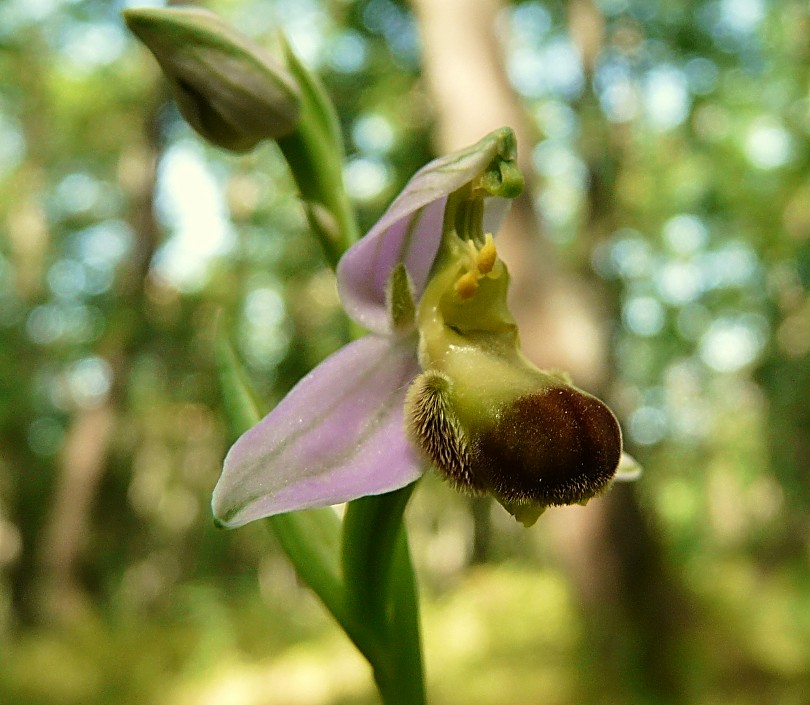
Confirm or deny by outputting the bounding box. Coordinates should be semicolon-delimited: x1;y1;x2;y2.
2;0;810;703
168;644;371;705
424;566;576;676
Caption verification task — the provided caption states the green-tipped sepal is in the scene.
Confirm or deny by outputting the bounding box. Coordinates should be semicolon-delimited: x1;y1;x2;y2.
124;7;300;151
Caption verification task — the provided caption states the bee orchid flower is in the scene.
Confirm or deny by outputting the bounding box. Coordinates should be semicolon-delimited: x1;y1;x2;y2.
213;128;637;529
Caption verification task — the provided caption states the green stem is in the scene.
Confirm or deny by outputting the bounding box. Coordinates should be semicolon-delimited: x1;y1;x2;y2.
265;515;388;668
277;38;359;266
342;485;426;705
342;485;416;629
377;529;426;705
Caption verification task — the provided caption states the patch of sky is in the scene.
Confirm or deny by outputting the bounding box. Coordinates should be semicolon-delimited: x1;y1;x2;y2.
240;285;290;371
623;295;666;337
533;140;588;231
274;0;330;68
700;0;765;52
56;20;127;73
684;57;720;95
607;229;654;280
152;141;235;292
508;47;547;99
508;2;552;43
47;259;86;300
72;220;134;271
67;355;113;409
509;38;584;100
52;171;113;218
597;0;630;16
27;304;65;345
532;100;578;140
363;0;399;33
81;266;115;297
0;0;63;30
627;0;662;23
717;0;765;36
362;0;420;68
121;0;165;8
595;58;639;123
643;64;691;130
656;261;703;306
628;403;668;445
532;140;588;185
699;240;759;290
245;286;286;330
387;22;420;68
0;115;26;179
699;313;768;372
26;302;101;345
352;114;395;155
537;186;581;233
662;214;709;255
744;117;793;170
328;30;369;74
344;157;391;202
232;1;278;36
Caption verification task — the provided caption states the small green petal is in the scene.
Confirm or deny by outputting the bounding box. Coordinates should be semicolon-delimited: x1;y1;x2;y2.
386;264;416;334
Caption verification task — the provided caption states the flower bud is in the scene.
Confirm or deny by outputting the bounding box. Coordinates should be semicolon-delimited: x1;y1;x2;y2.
124;7;300;151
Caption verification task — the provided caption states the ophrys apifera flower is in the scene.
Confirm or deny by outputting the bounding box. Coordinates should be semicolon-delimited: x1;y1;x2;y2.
213;128;637;529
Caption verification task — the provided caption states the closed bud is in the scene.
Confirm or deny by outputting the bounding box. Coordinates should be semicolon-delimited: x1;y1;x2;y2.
124;7;300;151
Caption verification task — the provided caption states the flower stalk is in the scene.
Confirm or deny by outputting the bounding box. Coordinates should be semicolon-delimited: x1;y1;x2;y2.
276;37;360;265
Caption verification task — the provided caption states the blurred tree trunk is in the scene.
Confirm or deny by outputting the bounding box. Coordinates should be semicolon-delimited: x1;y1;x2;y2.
410;0;691;701
35;99;164;623
36;405;116;620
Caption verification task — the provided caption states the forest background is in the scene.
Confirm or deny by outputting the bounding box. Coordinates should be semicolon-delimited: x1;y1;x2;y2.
1;0;809;703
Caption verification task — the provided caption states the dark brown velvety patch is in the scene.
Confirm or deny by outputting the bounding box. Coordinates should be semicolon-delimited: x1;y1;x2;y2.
471;386;622;506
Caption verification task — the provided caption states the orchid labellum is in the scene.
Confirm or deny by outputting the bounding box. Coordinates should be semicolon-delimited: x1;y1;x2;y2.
213;128;638;529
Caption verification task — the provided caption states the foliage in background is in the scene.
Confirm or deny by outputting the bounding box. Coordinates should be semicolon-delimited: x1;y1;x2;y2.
0;0;808;703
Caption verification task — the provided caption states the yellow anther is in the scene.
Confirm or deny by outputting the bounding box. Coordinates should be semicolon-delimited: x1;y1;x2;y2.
454;270;479;299
476;233;497;274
